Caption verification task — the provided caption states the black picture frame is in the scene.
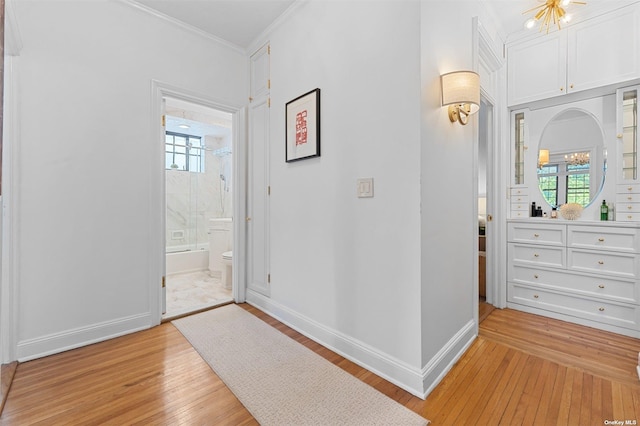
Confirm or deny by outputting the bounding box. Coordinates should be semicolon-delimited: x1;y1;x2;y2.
285;88;320;162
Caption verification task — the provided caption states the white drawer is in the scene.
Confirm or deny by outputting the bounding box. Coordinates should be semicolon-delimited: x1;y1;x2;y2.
614;202;640;215
509;264;638;303
508;222;565;246
617;183;640;194
510;187;528;197
511;210;528;219
511;195;529;205
616;192;640;204
509;243;565;268
511;202;529;211
568;249;639;279
508;282;639;330
568;226;640;253
617;212;640;222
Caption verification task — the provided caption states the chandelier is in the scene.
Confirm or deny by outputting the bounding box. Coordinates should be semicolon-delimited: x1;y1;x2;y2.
524;0;586;33
565;152;590;165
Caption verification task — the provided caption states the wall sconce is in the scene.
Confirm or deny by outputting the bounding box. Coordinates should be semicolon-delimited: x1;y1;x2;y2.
538;149;550;168
441;71;480;125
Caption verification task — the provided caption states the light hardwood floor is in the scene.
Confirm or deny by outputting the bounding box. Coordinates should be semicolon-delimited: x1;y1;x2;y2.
1;303;639;425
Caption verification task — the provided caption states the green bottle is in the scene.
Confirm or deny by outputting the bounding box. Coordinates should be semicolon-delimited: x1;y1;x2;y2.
600;200;609;221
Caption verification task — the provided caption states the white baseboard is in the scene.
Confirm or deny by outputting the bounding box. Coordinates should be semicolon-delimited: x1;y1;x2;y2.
16;313;152;362
421;319;477;397
246;289;477;399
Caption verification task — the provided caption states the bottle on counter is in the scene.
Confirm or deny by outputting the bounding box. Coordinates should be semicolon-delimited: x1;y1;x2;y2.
551;207;557;219
600;200;609;221
531;201;536;217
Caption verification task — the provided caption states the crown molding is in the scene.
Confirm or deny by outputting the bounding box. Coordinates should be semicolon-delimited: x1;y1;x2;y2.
114;0;245;54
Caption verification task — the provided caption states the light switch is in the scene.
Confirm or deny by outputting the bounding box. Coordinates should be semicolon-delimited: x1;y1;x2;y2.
357;178;374;198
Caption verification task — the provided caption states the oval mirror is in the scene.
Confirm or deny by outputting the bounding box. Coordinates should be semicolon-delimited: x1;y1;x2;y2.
537;108;606;208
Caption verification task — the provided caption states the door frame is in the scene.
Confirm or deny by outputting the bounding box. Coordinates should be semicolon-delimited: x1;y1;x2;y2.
150;81;247;324
473;18;506;323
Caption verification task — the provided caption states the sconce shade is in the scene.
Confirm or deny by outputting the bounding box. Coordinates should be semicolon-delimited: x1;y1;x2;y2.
441;71;480;112
539;149;550;167
441;71;480;125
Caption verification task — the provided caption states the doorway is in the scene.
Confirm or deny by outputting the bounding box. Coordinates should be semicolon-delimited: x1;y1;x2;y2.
162;97;235;320
478;96;496;322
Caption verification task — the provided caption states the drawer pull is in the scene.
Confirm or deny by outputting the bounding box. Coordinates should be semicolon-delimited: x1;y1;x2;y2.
534;274;539;279
598;284;605;289
628;196;633;200
629;206;633;210
629;186;634;191
629;215;634;219
598;238;605;242
534;254;539;257
598;260;604;265
533;233;539;238
599;307;605;312
534;295;539;299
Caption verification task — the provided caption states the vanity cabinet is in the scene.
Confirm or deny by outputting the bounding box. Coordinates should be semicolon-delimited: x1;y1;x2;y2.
508;220;640;337
507;3;640;106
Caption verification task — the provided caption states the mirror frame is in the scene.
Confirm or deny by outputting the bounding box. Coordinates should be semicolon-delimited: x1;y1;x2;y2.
536;107;607;209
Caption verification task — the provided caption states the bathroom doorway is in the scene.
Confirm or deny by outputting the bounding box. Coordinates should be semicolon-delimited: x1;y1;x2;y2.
162;97;235;320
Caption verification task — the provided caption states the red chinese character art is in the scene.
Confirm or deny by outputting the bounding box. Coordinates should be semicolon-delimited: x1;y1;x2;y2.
295;110;308;146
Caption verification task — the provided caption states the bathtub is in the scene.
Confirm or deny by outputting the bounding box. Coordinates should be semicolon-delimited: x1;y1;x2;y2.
166;246;209;275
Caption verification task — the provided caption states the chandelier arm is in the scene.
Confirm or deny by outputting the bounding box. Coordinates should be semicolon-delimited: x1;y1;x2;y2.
522;4;547;14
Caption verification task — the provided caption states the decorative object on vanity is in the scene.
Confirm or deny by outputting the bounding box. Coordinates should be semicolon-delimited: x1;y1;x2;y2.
600;200;609;221
559;202;583;220
524;0;586;33
440;71;480;126
285;88;320;163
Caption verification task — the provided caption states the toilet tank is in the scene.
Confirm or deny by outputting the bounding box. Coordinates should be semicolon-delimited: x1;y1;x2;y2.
208;218;233;276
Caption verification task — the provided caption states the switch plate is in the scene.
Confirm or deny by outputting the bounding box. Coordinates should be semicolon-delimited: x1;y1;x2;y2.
357;178;374;198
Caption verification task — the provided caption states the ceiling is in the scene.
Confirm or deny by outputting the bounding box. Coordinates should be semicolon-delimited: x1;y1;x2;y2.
131;0;297;49
131;0;631;50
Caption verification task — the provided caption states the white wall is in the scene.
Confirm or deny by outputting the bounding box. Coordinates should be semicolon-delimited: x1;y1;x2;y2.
248;0;425;392
419;0;482;383
10;0;246;359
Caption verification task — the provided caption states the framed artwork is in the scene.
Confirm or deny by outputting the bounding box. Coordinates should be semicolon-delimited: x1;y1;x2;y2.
285;88;320;162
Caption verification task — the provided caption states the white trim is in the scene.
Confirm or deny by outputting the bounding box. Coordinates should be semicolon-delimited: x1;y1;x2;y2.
116;0;245;54
420;320;477;398
247;289;440;399
16;313;152;361
247;0;307;54
1;56;20;363
151;81;246;320
5;0;23;56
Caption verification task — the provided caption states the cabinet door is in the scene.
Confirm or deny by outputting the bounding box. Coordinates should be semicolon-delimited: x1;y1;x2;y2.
567;5;640;94
250;43;270;100
507;33;567;106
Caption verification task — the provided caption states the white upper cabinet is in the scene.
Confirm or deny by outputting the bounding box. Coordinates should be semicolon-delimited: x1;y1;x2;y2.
250;43;270;101
508;33;567;106
567;6;640;95
508;3;640;107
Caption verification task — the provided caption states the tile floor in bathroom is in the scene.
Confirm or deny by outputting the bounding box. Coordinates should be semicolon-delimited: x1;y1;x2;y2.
163;270;233;321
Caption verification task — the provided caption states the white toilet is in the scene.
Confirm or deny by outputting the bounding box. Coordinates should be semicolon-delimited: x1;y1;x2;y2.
222;251;233;289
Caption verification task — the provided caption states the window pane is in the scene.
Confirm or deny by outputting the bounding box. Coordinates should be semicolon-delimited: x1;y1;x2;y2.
174;153;186;170
166;152;174;169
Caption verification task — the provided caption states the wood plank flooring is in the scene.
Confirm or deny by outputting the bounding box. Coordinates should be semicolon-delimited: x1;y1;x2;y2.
1;303;639;425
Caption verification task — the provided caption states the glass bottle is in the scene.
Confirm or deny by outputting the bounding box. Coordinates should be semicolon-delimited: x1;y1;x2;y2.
600;200;609;221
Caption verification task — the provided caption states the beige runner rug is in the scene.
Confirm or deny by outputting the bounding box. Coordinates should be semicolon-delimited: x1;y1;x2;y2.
173;304;429;426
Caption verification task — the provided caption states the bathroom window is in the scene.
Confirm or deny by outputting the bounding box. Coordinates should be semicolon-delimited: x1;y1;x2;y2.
165;132;205;172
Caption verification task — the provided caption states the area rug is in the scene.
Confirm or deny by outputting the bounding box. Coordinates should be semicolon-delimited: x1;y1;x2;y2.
173;304;429;426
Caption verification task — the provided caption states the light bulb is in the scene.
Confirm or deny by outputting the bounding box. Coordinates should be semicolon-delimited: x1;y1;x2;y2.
561;13;572;23
561;0;571;6
525;18;537;29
